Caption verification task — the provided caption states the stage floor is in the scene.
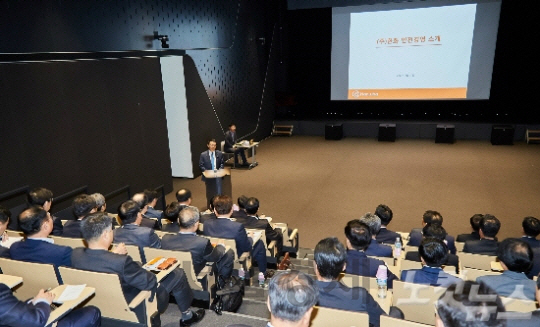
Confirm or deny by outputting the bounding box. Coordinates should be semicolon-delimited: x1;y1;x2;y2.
168;136;540;249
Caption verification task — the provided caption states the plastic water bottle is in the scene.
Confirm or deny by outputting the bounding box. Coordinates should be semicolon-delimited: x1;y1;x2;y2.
394;236;402;258
376;265;388;299
238;267;245;281
258;272;265;288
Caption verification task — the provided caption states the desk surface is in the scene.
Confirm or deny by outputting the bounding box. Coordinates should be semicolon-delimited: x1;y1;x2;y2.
0;275;23;288
47;285;96;326
369;288;393;313
234;142;259;149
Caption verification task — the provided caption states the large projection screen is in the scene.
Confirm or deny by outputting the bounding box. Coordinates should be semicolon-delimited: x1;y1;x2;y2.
331;0;502;100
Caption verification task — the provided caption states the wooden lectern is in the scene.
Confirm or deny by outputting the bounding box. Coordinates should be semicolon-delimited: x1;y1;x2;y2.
202;168;232;208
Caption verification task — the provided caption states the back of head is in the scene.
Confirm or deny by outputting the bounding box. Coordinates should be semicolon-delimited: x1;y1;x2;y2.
497;238;533;273
179;206;200;229
213;195;233;215
480;214;501;238
436;281;505;327
143;189;159;204
244;197;259;215
314;237;347;280
81;212;112;243
423;223;447;241
18;206;49;236
268;270;319;323
237;195;248;209
470;214;484;232
344;220;372;251
522;216;540;238
132;193;148;208
72;194;97;218
0;205;11;225
164;202;182;223
27;187;53;206
118;200;140;224
375;204;393;226
175;188;192;203
419;237;449;267
423;210;443;225
91;193;106;211
359;212;382;235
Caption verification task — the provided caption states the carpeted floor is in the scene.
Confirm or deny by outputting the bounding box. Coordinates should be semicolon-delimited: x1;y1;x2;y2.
168;136;540;249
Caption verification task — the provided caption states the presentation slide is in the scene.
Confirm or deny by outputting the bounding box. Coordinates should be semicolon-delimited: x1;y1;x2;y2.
331;0;502;101
348;5;476;99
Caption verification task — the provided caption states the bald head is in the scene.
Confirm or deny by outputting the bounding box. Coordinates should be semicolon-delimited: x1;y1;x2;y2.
175;189;192;204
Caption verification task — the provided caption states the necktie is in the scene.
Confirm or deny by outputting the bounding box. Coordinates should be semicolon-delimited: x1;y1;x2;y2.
211;152;215;170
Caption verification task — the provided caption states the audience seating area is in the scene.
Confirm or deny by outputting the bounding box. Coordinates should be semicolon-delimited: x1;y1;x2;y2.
1;188;540;327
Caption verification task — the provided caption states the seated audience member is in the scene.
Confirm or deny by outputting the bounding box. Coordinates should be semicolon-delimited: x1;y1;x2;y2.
90;193;106;213
132;192;160;229
435;281;506;327
521;216;540;248
408;210;456;254
527;247;540;279
231;195;249;220
202;195;270;276
163;201;182;233
113;200;161;263
0;205;12;258
27;187;63;236
72;212;205;326
314;237;387;327
405;224;460;273
401;237;462;287
344;220;398;288
11;207;72;282
0;283;101;327
476;238;537;300
161;206;234;280
456;214;483;242
62;194;96;238
234;197;283;256
462;214;501;255
359;213;393;258
374;204;402;244
265;270;319;327
199;194;217;224
143;189;164;220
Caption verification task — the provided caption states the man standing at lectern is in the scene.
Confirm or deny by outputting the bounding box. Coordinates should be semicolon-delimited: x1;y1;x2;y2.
199;139;225;196
225;123;248;167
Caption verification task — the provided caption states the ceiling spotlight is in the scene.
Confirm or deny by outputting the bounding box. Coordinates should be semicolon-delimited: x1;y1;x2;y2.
153;31;169;48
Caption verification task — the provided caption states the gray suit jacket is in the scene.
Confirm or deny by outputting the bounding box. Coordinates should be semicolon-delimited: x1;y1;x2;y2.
113;224;161;263
477;270;537;300
161;232;224;274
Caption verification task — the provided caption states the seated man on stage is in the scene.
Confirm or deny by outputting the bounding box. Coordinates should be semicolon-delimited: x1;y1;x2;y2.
199;139;225;197
224;123;248;167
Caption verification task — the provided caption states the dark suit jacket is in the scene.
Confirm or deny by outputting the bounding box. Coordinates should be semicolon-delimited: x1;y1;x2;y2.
0;246;9;258
224;130;237;152
10;238;72;283
231;209;249;220
145;206;163;219
161;232;224;274
521;236;540;248
51;215;64;236
235;215;283;248
199;150;225;172
376;228;402;245
200;212;217;224
62;220;83;238
113;224;161;263
527;247;540;279
71;248;157;304
401;266;462;287
462;238;499;255
345;250;398;288
203;217;252;255
316;280;386;327
365;239;393;258
405;251;459;273
161;221;180;234
456;231;480;242
0;283;51;327
408;228;456;254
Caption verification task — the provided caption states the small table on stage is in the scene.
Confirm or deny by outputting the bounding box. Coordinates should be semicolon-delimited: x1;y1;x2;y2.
234;141;259;169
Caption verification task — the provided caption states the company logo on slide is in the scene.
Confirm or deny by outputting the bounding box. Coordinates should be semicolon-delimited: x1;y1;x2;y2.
352;90;361;98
